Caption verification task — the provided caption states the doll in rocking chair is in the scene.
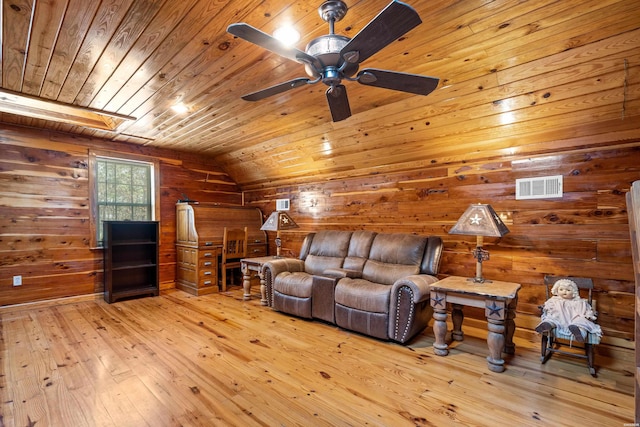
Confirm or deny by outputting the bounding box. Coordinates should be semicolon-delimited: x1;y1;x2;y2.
535;278;602;342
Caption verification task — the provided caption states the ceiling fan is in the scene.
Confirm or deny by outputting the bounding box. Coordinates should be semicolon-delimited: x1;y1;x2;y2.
227;0;439;122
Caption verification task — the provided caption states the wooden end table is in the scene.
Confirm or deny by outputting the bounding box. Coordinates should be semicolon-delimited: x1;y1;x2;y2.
240;256;277;305
430;275;521;373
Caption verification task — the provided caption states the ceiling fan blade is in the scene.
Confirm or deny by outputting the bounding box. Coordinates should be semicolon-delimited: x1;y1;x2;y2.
340;1;422;65
242;78;313;101
325;85;351;122
357;69;439;95
227;23;321;70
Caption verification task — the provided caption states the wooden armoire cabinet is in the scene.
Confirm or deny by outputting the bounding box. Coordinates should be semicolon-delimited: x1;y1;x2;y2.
103;221;159;303
175;203;267;296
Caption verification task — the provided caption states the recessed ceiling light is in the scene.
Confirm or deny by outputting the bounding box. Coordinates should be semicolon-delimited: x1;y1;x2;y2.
273;25;300;46
171;102;189;114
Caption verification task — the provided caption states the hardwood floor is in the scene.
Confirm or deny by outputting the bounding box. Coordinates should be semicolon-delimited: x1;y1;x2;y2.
0;287;634;426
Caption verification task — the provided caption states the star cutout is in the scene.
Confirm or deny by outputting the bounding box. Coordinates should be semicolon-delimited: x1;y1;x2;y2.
487;301;503;317
431;294;445;307
470;214;482;225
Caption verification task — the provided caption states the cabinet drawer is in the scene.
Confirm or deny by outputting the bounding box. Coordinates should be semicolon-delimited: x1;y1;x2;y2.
247;244;268;257
199;269;215;279
199;277;216;288
199;250;217;260
199;259;216;268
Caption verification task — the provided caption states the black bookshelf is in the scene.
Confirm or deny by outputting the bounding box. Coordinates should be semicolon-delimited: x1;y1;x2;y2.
103;221;159;303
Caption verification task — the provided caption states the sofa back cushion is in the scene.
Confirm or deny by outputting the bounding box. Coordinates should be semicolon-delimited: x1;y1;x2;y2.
343;230;377;272
304;230;352;275
421;236;443;275
299;232;315;260
362;233;427;285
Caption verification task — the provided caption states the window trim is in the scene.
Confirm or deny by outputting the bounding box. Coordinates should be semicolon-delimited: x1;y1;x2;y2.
89;149;160;249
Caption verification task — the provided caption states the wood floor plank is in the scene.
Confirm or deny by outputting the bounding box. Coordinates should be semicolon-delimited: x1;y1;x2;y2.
0;287;634;426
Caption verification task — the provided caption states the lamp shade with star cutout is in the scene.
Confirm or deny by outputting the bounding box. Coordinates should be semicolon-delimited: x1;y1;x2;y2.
260;211;299;258
449;204;509;237
449;204;509;283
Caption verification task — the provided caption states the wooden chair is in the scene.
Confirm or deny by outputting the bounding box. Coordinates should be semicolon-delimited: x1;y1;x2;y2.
220;227;248;291
539;275;600;377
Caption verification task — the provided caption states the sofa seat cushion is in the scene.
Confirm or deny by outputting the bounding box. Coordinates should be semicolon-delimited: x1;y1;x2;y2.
274;272;313;298
335;278;390;314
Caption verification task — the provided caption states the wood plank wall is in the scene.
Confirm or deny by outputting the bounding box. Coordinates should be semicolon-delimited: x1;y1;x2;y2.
1;124;638;349
0;124;242;306
245;143;640;345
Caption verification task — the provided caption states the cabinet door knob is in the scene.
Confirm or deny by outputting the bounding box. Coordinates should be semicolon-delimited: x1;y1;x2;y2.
203;280;212;286
203;271;212;276
203;253;212;257
203;261;212;266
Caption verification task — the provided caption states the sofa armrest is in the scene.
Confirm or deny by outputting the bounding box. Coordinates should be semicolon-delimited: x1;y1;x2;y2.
312;275;339;323
391;274;439;303
261;258;305;306
323;268;362;279
389;274;439;343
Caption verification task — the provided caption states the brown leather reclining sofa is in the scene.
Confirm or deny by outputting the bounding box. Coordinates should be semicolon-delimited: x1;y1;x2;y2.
261;230;443;343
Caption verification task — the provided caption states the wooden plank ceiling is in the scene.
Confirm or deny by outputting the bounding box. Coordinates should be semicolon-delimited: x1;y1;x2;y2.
1;0;639;189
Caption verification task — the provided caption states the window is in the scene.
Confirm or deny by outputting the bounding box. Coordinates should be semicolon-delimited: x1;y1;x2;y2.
89;150;160;248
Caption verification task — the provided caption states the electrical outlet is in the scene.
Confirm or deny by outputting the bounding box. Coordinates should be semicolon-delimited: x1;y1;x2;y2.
13;275;22;286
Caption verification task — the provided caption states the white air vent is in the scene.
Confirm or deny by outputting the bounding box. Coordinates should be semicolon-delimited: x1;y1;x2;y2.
516;175;563;200
276;198;290;211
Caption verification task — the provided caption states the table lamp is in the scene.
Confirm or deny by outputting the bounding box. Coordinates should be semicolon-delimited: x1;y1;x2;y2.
260;211;299;258
449;204;510;283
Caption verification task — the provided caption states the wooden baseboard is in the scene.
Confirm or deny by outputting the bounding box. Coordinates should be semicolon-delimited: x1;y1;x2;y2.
0;293;103;314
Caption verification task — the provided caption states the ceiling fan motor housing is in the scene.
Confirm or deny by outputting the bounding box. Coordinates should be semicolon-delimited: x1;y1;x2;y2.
305;35;358;82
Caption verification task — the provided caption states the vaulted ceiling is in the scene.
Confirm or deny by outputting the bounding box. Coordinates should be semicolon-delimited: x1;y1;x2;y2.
1;0;639;189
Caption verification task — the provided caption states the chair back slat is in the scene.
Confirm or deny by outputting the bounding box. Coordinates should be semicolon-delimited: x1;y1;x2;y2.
223;227;248;260
221;227;248;291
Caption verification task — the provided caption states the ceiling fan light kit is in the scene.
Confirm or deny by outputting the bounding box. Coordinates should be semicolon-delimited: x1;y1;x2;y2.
227;0;439;122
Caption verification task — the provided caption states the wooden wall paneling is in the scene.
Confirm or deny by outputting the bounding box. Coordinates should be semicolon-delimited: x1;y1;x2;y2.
0;0;638;370
245;142;640;344
0;126;243;306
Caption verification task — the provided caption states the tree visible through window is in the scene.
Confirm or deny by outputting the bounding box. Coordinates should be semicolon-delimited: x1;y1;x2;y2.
95;157;154;246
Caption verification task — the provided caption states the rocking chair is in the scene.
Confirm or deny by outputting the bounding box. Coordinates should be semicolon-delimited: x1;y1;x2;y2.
539;275;600;377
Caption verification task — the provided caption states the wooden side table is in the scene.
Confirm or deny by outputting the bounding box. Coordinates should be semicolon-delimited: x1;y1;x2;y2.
240;256;277;305
429;275;521;373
